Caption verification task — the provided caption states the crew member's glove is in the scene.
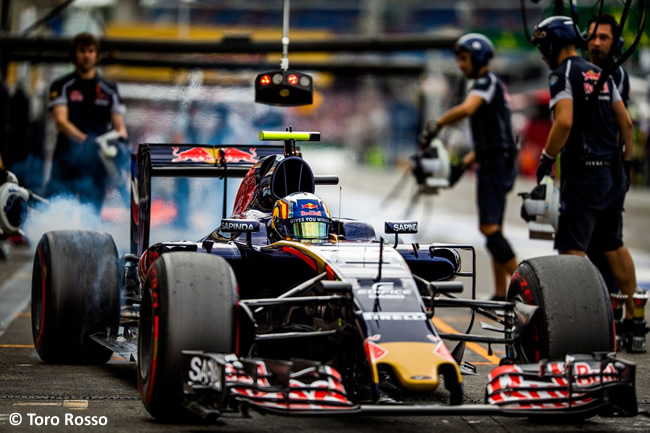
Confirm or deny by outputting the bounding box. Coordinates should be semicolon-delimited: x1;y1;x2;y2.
418;120;441;149
449;162;465;187
623;159;632;192
536;150;556;184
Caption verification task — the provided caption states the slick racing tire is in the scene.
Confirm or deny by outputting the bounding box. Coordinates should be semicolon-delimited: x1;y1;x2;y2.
31;230;120;364
507;255;614;363
138;252;237;421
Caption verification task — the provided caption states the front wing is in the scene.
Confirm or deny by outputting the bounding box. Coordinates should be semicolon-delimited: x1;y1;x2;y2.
181;351;637;419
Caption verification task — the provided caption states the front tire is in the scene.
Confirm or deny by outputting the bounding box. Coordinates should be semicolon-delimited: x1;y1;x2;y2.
137;252;237;421
31;230;120;364
508;255;614;362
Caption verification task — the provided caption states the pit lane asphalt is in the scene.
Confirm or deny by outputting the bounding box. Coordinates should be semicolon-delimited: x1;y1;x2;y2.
1;156;649;432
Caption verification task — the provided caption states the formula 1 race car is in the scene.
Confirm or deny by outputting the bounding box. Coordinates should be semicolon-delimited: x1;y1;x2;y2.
30;129;637;422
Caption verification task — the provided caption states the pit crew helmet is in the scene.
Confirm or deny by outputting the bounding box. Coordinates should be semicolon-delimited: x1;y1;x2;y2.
531;16;579;69
454;33;494;78
270;192;331;243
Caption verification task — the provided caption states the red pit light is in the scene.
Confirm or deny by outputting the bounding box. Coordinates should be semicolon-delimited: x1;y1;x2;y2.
287;74;299;85
260;75;271;85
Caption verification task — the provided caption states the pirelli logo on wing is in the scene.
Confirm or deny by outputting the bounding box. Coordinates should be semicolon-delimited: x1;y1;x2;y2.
220;219;260;233
384;221;418;234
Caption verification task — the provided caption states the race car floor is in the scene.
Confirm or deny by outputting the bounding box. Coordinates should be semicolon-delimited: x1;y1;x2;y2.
1;155;650;431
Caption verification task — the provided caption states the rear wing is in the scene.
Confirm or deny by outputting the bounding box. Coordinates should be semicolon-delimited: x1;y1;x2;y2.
131;131;335;257
142;143;285;177
131;143;284;256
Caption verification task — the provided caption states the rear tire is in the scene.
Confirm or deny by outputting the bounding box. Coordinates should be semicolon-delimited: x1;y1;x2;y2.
137;252;237;421
507;255;614;362
31;230;120;364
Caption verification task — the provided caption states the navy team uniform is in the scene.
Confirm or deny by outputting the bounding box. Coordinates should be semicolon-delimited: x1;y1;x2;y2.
586;64;630;291
548;56;625;252
611;65;630;107
47;71;125;210
469;72;517;226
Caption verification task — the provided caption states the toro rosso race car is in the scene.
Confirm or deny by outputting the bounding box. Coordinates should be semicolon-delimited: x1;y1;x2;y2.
31;129;637;421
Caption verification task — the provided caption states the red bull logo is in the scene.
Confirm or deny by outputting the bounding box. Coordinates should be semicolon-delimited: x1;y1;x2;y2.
70;90;83;102
221;147;258;163
583;82;609;95
172;146;258;164
172;147;216;163
302;202;318;209
582;70;600;81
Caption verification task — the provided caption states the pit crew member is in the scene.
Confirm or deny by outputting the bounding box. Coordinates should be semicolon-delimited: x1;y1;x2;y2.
46;32;127;211
418;33;518;301
532;16;642;350
584;13;631;294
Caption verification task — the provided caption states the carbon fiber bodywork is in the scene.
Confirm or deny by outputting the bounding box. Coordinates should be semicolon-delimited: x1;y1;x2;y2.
180;352;636;419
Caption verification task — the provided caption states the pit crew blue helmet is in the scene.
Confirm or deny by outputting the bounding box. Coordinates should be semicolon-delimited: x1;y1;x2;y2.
454;33;494;78
270;192;331;243
532;16;579;69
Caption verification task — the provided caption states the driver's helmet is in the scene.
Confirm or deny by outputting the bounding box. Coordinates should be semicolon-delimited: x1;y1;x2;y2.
269;192;331;243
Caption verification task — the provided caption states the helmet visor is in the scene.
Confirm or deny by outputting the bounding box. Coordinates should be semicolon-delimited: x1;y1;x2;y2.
286;217;330;240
